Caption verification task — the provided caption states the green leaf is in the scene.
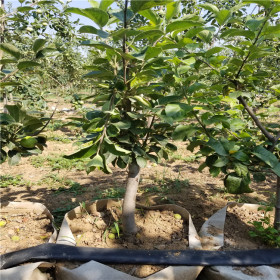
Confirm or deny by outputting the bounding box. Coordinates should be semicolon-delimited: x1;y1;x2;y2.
139;9;159;25
132;96;152;107
0;82;21;87
221;29;255;40
0;59;17;64
234;162;248;177
88;0;99;7
104;141;131;156
130;0;171;13
158;95;181;105
262;24;280;36
134;29;164;41
136;157;147;168
253;173;266;182
242;0;273;9
253;146;280;176
112;8;134;22
112;121;131;130
144;46;162;60
17;61;41;70
205;47;224;57
166;143;177;151
232;151;249;162
209;166;220;177
207;138;228;156
225;45;245;56
130;70;157;88
246;19;265;32
0;149;7;164
33;39;47;54
215;10;231;26
224;173;252;194
0;43;21;60
99;0;114;11
213;157;229;167
0;113;15;124
166;1;180;21
229;118;245;131
165;103;193;121
8;151;21;166
64;144;97;159
166;20;203;33
84;71;114;79
17;6;34;12
172;124;197;140
64;7;108;27
78;26;109;38
87;154;104;168
199;3;219;14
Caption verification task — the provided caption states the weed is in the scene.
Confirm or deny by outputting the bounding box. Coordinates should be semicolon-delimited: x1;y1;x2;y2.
31;155;88;171
38;174;85;195
169;153;198;163
0;175;31;188
54;182;85;196
258;192;276;207
48;134;72;143
249;206;280;248
93;187;126;200
140;170;189;194
52;202;79;227
47;120;64;131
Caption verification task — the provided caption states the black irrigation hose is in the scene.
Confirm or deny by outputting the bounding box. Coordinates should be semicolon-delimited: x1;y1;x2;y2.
1;243;280;269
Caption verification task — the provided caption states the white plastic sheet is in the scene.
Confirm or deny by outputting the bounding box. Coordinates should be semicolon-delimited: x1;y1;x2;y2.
199;203;279;280
56;199;204;280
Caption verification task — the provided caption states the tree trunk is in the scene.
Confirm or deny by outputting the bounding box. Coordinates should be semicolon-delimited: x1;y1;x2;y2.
274;176;280;230
122;161;140;235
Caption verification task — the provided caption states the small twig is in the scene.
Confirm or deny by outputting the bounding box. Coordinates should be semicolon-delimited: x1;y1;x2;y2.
192;111;211;138
33;103;58;136
1;69;19;83
142;115;155;148
237;95;274;143
96;94;115;154
268;132;280;152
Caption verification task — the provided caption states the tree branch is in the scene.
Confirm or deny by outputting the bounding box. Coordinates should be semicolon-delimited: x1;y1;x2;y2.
1;69;19;82
238;95;274;142
142;115;155;148
192;111;211;138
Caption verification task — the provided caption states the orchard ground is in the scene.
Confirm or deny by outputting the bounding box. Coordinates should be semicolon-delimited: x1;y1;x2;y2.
0;97;277;234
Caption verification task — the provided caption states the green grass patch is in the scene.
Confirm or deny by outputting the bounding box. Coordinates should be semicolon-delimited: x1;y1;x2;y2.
38;174;85;195
0;175;31;188
30;155;89;171
92;187;126;200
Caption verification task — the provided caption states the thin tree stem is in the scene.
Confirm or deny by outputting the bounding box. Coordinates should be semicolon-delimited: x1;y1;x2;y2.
274;176;280;230
192;111;211;138
237;96;274;143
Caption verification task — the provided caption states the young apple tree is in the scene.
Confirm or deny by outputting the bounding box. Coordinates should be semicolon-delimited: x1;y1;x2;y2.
171;0;280;229
65;0;205;235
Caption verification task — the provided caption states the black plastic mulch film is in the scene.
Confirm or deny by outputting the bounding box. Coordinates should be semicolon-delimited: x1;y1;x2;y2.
1;243;280;269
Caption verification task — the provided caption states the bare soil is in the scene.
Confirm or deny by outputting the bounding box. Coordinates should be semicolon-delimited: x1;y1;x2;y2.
223;205;275;250
69;206;188;277
0;208;53;254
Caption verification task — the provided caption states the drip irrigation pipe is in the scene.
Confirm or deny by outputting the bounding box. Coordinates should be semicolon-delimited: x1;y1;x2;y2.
1;243;280;269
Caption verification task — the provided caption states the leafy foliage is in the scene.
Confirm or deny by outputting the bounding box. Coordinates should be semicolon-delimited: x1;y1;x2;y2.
249;207;280;248
0;105;47;165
